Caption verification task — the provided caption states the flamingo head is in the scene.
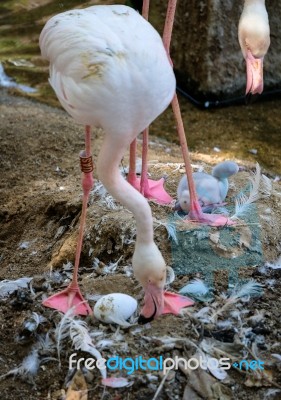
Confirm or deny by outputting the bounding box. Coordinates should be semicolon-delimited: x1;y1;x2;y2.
238;1;270;96
132;242;166;323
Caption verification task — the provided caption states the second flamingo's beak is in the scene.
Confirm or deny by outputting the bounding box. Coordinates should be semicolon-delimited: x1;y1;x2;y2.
138;283;164;324
245;49;264;96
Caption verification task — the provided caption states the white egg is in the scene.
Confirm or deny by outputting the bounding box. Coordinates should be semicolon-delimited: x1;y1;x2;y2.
94;293;137;327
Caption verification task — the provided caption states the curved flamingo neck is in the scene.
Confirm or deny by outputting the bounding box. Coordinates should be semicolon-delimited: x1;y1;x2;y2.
97;134;154;245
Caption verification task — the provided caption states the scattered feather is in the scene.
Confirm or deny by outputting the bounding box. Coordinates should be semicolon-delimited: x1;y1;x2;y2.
247;310;265;325
0;277;32;298
63;261;73;272
90;181;107;198
263;389;281;399
205;355;228;381
231;192;255;220
55;308;76;368
216;320;233;329
86;294;103;302
165;222;178;244
194;306;211;323
179;278;211;301
271;354;281;363
90;181;119;209
210;281;262;323
23;312;47;333
55;309;105;378
231;163;261;220
0;349;40;382
265;257;281;270
103;256;123;274
261;174;273;197
258;264;268;275
265;279;276;288
95;339;115;349
229;310;242;321
228;280;263;301
36;333;56;353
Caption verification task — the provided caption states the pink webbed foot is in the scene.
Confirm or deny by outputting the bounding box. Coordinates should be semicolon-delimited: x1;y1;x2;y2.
140;176;173;205
43;285;92;315
127;174;173;205
162;291;194;315
187;200;235;227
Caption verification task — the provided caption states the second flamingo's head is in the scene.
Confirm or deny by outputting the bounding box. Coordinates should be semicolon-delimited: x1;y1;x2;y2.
132;242;166;324
238;1;270;95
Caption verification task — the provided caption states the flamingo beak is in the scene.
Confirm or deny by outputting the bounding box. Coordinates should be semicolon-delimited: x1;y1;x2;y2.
138;284;195;324
138;283;164;324
245;49;264;96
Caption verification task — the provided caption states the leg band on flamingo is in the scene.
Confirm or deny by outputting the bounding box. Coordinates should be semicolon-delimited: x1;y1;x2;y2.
43;140;94;315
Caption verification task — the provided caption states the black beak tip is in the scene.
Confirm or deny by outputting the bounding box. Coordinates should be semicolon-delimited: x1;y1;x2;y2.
138;314;155;324
245;92;260;105
138;298;158;324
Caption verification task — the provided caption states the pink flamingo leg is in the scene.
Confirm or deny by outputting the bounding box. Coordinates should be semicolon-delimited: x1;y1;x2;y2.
43;125;93;315
140;127;173;204
127;139;140;190
146;0;232;319
164;0;234;227
127;0;173;205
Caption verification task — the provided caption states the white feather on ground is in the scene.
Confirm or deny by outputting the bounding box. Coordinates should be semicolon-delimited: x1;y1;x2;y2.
165;222;178;244
179;278;210;297
210;280;263;323
0;349;40;382
265;256;281;270
261;174;273;197
0;277;32;298
228;280;263;300
55;308;106;378
23;312;47;333
90;180;119;210
231;164;273;221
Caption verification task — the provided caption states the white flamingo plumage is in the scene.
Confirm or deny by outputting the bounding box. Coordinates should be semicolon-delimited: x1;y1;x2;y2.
39;3;193;320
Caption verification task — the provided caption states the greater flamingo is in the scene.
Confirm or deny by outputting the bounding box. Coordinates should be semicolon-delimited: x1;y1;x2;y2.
238;0;270;95
39;0;234;321
39;2;193;320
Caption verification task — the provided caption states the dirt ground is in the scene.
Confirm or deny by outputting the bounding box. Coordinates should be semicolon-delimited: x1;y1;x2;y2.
0;89;281;400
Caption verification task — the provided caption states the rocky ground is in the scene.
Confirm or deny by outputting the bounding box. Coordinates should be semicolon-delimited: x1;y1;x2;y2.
0;90;281;400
